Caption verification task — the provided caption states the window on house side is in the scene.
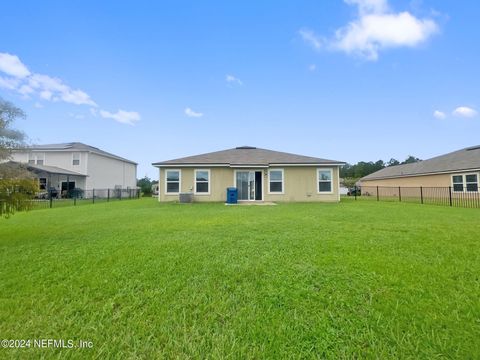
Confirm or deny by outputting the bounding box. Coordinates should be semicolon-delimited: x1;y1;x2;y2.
318;169;333;193
269;170;283;193
72;153;80;166
465;174;478;192
195;170;210;194
39;178;47;190
166;170;180;194
452;175;464;192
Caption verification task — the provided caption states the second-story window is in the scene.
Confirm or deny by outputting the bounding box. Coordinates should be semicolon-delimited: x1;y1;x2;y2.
72;153;80;166
36;153;44;165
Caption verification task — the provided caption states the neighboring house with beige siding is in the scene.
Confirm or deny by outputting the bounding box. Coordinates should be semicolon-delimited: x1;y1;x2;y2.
360;145;480;192
9;142;137;194
152;146;345;202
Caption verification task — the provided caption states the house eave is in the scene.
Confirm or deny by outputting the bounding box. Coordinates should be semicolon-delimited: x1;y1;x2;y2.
361;167;480;182
152;162;345;168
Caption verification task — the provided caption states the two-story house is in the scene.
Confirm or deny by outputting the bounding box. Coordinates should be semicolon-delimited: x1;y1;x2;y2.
9;142;137;195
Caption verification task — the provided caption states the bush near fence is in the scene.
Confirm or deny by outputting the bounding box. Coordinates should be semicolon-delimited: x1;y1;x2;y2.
357;186;480;208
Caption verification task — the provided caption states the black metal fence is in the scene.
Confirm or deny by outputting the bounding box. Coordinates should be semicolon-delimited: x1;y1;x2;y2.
28;188;140;211
354;186;480;209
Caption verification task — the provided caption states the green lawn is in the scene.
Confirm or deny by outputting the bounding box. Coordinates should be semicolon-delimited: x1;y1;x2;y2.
1;199;479;359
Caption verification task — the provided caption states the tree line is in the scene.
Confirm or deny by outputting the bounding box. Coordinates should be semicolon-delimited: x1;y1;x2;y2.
340;156;421;187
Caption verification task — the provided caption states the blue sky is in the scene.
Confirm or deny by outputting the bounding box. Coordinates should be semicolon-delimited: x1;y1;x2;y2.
1;0;479;179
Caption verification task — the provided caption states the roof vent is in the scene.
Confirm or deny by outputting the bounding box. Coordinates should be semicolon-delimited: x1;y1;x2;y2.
466;145;480;151
236;146;256;150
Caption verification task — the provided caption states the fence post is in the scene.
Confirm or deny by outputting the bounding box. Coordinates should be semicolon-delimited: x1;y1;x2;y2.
420;186;423;204
74;195;76;206
107;189;110;202
376;186;379;201
49;190;53;208
93;189;95;204
448;186;452;207
354;186;357;201
398;186;401;202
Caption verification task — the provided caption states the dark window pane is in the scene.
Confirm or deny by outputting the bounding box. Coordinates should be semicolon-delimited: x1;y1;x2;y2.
453;184;463;192
319;171;331;181
270;182;282;192
39;178;47;190
466;174;477;183
72;159;80;165
452;175;463;183
166;171;179;181
466;183;478;192
166;182;179;193
196;171;209;182
36;160;44;165
319;181;332;192
269;171;282;181
196;182;208;193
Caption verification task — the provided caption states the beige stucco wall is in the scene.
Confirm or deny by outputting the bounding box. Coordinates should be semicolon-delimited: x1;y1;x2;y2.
158;166;340;202
360;171;480;188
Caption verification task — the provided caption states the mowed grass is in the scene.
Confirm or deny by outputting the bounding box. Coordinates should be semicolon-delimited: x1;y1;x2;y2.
0;199;479;359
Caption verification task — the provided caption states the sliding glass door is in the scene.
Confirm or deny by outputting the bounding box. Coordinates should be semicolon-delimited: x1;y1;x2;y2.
236;171;262;201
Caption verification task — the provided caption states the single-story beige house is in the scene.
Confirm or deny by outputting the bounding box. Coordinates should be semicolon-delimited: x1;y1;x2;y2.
360;145;480;192
152;146;345;202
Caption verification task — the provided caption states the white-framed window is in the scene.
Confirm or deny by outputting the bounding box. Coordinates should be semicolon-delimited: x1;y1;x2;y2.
268;169;284;194
452;173;479;192
165;169;181;194
194;169;210;194
35;153;45;165
317;168;333;193
466;174;478;192
452;175;464;192
28;153;45;165
72;153;80;166
28;153;35;164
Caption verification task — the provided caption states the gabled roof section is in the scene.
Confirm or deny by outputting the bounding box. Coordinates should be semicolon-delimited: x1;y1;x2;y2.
153;146;345;167
361;145;480;181
18;142;137;165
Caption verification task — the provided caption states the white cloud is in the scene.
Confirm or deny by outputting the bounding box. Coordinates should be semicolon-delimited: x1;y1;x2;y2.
0;53;31;78
34;102;43;108
0;76;20;90
28;73;97;106
300;0;439;61
452;106;477;118
99;109;141;125
433;110;446;119
299;29;323;50
0;52;139;124
226;74;243;86
308;64;317;71
184;107;203;118
39;90;53;100
18;84;34;96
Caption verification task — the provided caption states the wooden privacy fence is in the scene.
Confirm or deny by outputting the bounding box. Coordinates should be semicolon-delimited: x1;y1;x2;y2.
356;186;480;209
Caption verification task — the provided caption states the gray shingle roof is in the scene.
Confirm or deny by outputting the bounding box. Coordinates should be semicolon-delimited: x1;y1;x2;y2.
361;145;480;181
22;142;137;165
153;146;344;167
